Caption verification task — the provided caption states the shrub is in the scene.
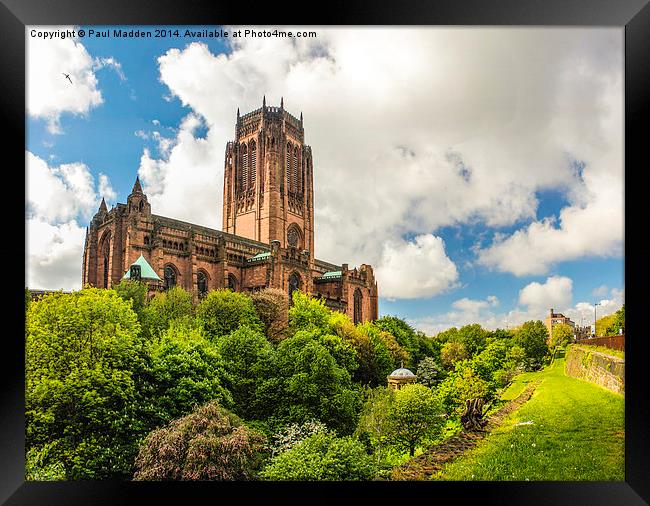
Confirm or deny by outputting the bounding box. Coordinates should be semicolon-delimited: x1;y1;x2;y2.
549;322;573;349
267;419;329;457
259;432;376;481
133;401;267;480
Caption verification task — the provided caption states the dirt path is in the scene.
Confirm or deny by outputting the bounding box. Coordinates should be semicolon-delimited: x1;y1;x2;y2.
390;380;541;481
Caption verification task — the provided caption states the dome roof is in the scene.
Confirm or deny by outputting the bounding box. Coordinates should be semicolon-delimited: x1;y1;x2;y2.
388;367;416;378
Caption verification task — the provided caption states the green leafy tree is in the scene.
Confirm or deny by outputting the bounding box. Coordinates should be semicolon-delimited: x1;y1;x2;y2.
142;286;193;339
550;322;574;348
468;339;513;395
435;327;460;345
606;305;625;335
437;364;490;415
440;341;468;370
267;332;362;435
389;384;445;457
133;401;267;480
260;432;376;481
196;289;263;340
215;326;274;420
251;288;289;342
416;356;444;387
146;320;233;424
355;386;394;465
489;328;514;340
114;279;149;321
26;288;146;479
374;316;438;368
513;320;550;367
457;323;489;357
288;290;333;332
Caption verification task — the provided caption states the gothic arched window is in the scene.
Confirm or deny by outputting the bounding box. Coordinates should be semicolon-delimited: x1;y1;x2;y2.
249;140;256;189
292;146;299;193
164;265;177;290
286;142;292;191
100;232;111;288
241;144;249;190
197;271;208;298
288;272;301;303
354;288;363;324
227;274;237;292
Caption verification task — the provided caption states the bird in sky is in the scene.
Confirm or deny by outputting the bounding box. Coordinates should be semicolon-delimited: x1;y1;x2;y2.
62;73;73;84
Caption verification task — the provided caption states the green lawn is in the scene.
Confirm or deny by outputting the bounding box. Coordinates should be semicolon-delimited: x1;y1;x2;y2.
433;353;624;481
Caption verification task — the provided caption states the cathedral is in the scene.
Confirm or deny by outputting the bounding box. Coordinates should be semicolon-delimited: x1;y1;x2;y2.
82;99;379;323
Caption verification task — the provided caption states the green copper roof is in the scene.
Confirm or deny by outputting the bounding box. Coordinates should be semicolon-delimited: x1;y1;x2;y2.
320;270;342;279
122;254;162;281
247;252;272;262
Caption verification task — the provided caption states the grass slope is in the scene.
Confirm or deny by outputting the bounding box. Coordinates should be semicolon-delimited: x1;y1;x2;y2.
434;351;624;481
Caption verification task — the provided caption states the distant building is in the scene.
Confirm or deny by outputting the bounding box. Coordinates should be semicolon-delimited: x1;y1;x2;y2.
545;308;576;341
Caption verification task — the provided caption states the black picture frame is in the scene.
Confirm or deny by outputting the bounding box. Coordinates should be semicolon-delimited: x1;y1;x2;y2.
3;0;648;503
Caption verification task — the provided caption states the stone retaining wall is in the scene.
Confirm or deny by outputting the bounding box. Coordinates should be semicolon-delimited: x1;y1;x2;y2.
565;345;624;394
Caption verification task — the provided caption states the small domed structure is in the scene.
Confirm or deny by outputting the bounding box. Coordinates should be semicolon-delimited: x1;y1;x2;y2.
387;367;417;390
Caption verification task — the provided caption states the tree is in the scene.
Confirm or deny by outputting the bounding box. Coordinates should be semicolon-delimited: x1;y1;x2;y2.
389;384;445;457
416;356;444;387
26;288;146;479
437;364;490;415
114;279;148;321
133;401;267;480
550;322;573;348
355;386;394;465
374;316;437;368
196;289;263;341
440;341;468;370
142;286;193;339
267;332;362;435
251;288;289;342
606;305;625;335
259;432;376;481
513;320;549;367
145;320;233;424
215;326;274;420
288;290;333;333
457;324;489;357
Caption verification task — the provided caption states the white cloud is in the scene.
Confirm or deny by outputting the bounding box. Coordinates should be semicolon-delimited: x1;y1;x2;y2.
133;28;621;298
27;26;104;133
26;151;114;223
518;275;573;314
592;284;608;297
375;235;459;299
26;152;116;290
26;218;87;291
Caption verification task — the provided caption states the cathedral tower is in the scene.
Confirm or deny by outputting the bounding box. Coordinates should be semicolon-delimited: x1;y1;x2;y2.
222;97;315;258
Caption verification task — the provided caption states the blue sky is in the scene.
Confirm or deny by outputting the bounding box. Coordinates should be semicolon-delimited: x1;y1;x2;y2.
26;26;624;335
